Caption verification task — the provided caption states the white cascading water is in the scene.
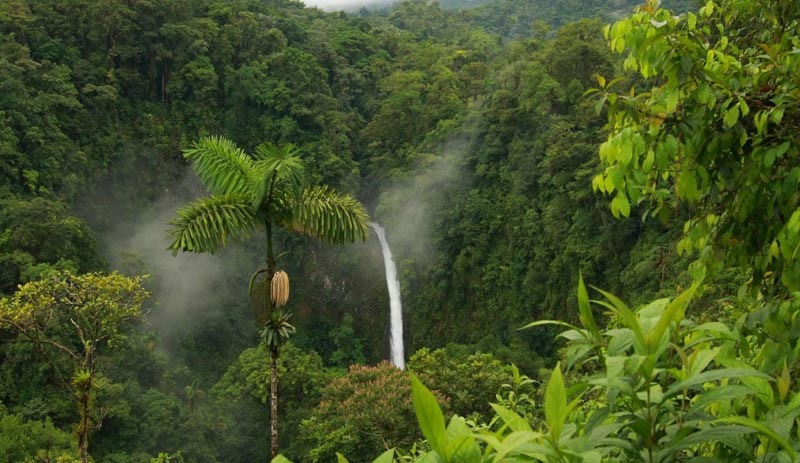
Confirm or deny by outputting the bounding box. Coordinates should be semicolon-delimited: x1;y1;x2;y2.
369;223;405;370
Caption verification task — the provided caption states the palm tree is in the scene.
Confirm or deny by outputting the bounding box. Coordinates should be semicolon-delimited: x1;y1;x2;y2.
167;136;369;459
184;378;205;415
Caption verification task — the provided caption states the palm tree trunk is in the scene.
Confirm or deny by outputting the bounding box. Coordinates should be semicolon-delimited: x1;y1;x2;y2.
265;220;275;275
266;219;279;460
269;343;279;460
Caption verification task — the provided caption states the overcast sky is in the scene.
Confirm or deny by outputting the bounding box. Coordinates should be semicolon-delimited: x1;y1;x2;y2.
301;0;395;11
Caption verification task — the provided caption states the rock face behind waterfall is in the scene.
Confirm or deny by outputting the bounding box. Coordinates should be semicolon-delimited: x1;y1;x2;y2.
369;223;405;370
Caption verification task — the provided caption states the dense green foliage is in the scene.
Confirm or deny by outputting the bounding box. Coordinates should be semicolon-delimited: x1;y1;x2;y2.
302;362;425;462
0;402;77;463
339;1;800;463
409;346;536;421
594;0;800;292
2;0;797;461
0;0;686;372
0;271;150;462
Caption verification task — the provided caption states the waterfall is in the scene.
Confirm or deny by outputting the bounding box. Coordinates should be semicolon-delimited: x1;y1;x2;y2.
369;223;405;370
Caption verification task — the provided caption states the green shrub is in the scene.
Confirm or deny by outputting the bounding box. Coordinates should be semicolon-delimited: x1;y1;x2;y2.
409;345;535;422
302;362;446;462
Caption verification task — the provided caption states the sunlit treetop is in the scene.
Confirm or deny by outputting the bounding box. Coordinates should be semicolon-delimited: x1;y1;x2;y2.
0;271;150;353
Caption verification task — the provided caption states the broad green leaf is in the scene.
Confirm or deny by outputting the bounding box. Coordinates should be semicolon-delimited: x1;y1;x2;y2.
417;452;443;463
577;273;601;341
412;374;447;456
642;149;655;171
676;169;699;202
737;96;749;116
493;431;542;461
609;166;625;191
619;138;633;164
372;449;395;463
764;413;799;443
446;415;471;438
770;240;780;257
664;87;679;113
687;347;719;377
599;140;611;162
637;298;670;333
445;414;482;461
591;289;645;352
768;141;791;168
696;83;711;104
272;455;294;463
723;104;739;127
545;363;567;440
702;0;715;17
336;454;349;463
660;425;754;457
559;329;592;342
778;361;791;401
691;385;753;411
606;329;635;356
755;110;769;135
692;322;736;340
664;368;773;400
491;404;533;433
717;416;797;459
771;107;785;123
687;12;697;30
520;319;584;337
611;193;631;218
648;280;699;352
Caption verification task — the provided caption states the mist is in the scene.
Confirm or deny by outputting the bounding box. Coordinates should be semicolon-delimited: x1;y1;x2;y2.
98;172;260;355
373;109;481;266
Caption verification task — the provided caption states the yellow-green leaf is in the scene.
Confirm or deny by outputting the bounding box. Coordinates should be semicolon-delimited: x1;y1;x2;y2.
411;374;447;455
778;362;791;401
611;193;631;218
545;362;567;440
723;104;739;127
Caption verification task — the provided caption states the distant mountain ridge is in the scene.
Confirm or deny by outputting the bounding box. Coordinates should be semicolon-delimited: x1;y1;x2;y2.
338;0;696;38
453;0;697;37
440;0;695;11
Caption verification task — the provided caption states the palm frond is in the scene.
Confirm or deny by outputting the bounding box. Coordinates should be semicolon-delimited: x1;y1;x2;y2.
167;194;257;255
282;186;369;244
251;143;305;210
183;136;256;196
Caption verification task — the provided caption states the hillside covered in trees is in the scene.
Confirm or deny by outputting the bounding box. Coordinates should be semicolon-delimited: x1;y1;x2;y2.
1;0;799;461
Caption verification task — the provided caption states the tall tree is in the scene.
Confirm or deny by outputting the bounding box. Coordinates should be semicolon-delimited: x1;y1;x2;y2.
0;271;149;463
167;136;369;459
